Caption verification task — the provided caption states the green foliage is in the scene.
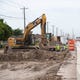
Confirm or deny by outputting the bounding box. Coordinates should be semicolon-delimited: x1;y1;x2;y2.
0;19;13;41
13;28;23;36
0;19;23;41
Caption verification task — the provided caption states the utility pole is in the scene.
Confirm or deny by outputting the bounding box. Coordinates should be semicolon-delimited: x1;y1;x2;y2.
47;22;49;33
21;7;28;30
60;29;62;36
52;25;54;36
63;32;64;36
56;27;58;36
72;29;75;39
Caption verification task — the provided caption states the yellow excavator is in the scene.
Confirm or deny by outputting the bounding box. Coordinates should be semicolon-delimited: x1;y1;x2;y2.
4;14;47;53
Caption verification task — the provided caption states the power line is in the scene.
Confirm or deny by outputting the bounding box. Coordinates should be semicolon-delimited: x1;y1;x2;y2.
0;0;25;13
0;13;29;22
0;14;23;19
6;0;21;6
0;0;28;9
0;0;19;8
5;0;23;8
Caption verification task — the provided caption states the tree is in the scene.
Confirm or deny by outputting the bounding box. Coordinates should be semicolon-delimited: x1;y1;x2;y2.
0;19;13;41
13;28;23;36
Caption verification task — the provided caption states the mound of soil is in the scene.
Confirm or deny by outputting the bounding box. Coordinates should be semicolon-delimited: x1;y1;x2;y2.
0;49;69;61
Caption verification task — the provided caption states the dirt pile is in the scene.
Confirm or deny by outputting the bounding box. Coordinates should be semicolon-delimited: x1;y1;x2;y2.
25;49;69;61
0;49;69;61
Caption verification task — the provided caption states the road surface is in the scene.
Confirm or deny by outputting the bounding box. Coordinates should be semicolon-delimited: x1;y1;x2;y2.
57;41;80;80
76;41;80;80
57;50;77;80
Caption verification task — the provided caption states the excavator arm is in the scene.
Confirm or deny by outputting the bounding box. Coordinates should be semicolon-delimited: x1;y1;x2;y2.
23;14;46;42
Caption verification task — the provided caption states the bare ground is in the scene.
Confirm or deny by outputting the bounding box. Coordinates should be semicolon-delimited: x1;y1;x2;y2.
0;49;70;80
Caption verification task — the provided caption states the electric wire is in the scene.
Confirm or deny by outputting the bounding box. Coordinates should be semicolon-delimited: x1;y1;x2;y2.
0;0;29;22
0;0;19;8
0;14;23;19
0;14;29;23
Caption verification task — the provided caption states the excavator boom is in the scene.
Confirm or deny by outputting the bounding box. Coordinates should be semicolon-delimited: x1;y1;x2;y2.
23;14;46;41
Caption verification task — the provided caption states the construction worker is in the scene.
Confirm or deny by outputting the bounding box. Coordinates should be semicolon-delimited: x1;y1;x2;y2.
63;44;66;50
55;44;60;51
61;44;68;51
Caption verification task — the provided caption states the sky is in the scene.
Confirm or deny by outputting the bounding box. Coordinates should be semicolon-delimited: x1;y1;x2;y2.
0;0;80;37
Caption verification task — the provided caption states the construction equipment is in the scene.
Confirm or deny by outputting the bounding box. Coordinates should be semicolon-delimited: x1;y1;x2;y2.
4;14;47;53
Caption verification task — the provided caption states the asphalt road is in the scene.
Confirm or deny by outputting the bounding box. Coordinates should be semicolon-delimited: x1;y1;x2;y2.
57;50;77;80
76;41;80;80
57;41;80;80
